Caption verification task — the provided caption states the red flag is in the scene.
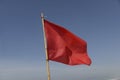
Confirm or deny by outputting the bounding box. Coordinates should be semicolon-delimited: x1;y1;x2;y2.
44;19;91;66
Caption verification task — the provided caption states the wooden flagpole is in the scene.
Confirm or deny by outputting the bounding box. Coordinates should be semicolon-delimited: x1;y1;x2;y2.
41;13;51;80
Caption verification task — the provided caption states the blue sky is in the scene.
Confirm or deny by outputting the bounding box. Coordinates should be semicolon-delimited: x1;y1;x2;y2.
0;0;120;80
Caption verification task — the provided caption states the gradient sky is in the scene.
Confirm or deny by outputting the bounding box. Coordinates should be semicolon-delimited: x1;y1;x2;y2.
0;0;120;80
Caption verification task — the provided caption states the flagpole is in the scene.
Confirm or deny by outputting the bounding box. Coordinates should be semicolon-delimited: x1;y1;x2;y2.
41;13;51;80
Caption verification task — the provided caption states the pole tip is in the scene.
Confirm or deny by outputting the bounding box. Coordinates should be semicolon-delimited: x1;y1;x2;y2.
41;13;44;18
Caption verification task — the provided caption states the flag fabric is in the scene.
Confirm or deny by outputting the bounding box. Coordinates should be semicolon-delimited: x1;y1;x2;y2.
44;19;91;66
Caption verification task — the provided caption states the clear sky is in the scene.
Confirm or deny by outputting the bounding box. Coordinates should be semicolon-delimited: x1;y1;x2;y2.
0;0;120;80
